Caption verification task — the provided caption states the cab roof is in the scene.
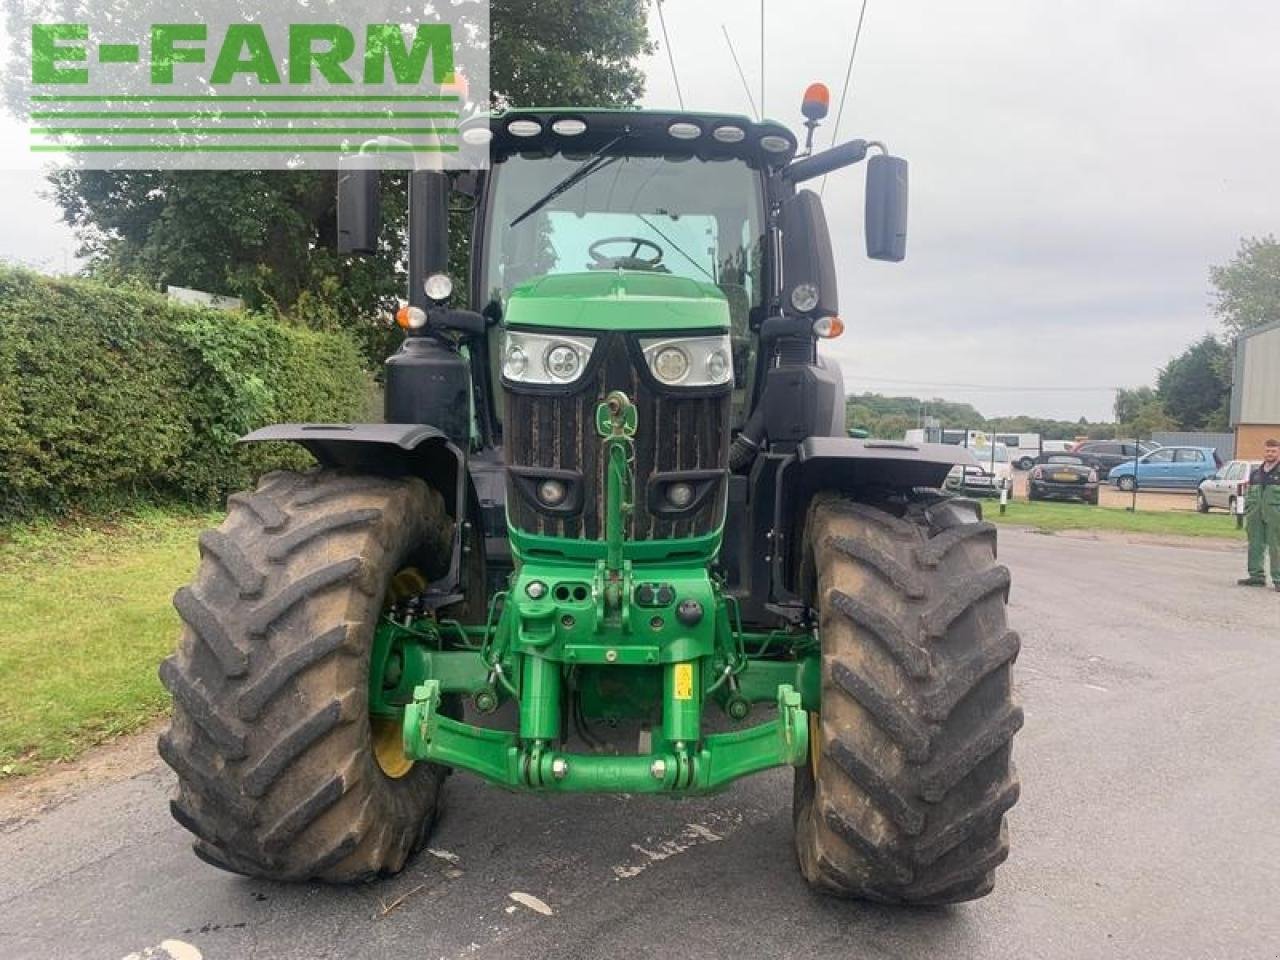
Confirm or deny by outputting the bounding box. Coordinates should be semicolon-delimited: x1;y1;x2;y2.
462;108;799;169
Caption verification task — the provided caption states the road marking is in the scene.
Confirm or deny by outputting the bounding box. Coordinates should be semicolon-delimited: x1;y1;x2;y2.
121;941;202;960
612;810;758;879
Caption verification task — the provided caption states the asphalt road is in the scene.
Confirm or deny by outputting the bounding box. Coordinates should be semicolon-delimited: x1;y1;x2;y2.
3;529;1278;960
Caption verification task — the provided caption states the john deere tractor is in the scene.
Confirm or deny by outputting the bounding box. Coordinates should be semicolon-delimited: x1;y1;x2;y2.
159;91;1022;903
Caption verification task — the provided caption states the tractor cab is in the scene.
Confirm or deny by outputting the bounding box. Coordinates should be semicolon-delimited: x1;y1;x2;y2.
471;111;780;437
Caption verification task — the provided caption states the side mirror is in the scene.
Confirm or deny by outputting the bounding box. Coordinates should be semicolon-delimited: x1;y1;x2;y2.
337;154;382;255
865;154;909;262
779;189;838;318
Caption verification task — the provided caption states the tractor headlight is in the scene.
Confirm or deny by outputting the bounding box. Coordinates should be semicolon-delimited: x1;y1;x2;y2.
651;346;690;384
501;330;595;386
544;344;582;381
640;335;733;388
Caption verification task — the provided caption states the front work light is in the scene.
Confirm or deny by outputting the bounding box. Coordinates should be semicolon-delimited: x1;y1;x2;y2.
791;283;820;313
424;273;453;301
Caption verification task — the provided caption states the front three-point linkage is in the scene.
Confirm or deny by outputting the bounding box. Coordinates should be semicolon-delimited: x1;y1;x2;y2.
596;390;638;616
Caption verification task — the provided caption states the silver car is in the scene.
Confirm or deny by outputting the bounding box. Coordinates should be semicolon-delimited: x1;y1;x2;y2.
1197;459;1259;513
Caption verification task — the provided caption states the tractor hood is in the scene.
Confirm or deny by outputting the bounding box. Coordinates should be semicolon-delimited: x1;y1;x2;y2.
503;272;730;332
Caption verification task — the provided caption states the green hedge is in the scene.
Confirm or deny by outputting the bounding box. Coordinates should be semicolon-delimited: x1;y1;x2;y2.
0;266;368;516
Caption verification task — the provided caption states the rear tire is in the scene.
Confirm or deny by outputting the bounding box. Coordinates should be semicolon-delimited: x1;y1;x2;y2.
159;469;454;882
793;493;1022;904
1017;457;1035;471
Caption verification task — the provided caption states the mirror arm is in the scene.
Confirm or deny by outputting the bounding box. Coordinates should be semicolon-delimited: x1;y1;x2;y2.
784;138;869;183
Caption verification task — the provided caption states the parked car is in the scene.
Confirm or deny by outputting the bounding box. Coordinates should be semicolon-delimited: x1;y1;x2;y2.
1063;439;1160;475
944;443;1012;496
1107;446;1222;491
1041;440;1076;455
1197;459;1261;513
1027;455;1099;504
994;433;1042;470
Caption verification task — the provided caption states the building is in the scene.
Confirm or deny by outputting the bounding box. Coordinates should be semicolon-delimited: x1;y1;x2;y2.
1230;319;1280;458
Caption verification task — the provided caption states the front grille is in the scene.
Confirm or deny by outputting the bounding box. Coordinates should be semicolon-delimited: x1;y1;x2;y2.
504;334;730;541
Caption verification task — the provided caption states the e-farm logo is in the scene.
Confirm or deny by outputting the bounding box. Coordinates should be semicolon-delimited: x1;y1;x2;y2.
8;0;489;169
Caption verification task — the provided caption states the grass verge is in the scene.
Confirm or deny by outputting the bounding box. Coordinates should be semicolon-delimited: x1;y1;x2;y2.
0;507;219;777
988;499;1246;539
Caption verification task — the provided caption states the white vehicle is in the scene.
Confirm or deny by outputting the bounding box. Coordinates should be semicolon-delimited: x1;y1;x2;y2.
1197;459;1260;513
993;432;1043;470
944;442;1013;496
903;427;991;447
1041;440;1076;455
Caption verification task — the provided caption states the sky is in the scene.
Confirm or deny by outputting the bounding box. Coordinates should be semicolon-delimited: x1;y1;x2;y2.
636;0;1280;420
1;2;1278;421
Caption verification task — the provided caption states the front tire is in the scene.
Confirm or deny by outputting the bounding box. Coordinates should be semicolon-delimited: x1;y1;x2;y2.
793;494;1023;904
1196;492;1210;514
1117;476;1137;492
159;469;454;882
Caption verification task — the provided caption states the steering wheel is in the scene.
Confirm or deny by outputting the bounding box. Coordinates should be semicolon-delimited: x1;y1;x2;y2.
587;236;666;272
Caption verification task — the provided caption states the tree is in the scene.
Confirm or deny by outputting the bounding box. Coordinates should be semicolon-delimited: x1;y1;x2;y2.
490;0;651;108
1156;334;1230;431
842;392;1106;441
1210;235;1280;338
1114;385;1175;438
1113;386;1158;425
45;0;654;361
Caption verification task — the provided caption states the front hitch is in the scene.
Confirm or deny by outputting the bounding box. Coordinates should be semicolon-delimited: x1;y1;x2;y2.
402;679;809;794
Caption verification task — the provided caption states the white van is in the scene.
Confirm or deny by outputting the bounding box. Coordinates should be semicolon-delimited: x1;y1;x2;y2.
993;433;1042;470
904;428;992;447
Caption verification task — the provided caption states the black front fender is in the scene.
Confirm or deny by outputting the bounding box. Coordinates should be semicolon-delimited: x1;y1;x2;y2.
783;437;976;492
771;437;978;598
239;422;465;512
239;423;472;606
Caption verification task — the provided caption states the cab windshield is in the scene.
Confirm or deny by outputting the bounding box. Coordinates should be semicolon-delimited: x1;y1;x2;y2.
482;152;765;315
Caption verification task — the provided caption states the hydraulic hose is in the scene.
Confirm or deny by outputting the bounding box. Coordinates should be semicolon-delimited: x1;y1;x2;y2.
729;406;767;473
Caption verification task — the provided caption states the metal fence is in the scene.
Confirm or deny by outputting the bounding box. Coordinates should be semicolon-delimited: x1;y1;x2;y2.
1151;432;1235;462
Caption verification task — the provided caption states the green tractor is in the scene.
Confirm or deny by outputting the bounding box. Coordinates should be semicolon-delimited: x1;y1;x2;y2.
159;92;1021;903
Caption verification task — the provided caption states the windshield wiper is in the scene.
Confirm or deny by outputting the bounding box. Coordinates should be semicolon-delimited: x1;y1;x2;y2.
509;130;631;228
636;214;717;283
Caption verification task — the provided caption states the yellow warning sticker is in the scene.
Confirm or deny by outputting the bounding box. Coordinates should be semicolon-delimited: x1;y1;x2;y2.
674;663;694;701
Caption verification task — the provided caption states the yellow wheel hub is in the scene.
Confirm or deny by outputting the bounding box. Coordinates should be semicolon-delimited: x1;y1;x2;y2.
371;716;414;778
369;566;430;779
